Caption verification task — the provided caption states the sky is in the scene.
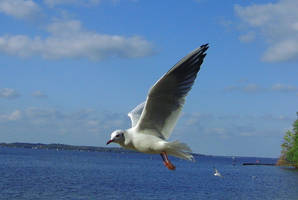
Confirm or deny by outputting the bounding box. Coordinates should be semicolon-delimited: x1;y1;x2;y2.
0;0;297;158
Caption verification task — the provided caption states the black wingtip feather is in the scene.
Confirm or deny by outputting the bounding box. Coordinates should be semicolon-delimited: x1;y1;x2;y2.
201;43;209;49
167;44;209;74
149;44;209;98
170;44;209;96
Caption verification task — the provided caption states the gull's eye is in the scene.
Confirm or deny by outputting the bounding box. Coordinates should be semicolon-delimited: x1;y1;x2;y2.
116;135;120;138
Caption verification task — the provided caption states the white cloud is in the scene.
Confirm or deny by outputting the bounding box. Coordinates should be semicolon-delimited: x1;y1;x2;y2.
224;83;298;94
235;0;298;62
0;107;130;145
43;0;138;7
43;0;100;7
243;84;261;93
25;107;64;121
0;19;155;60
224;83;262;93
0;0;41;19
178;112;292;140
32;90;48;98
263;39;298;62
238;31;255;43
87;120;100;126
261;114;294;122
0;88;20;99
8;110;21;120
271;83;298;93
21;107;128;133
0;110;21;121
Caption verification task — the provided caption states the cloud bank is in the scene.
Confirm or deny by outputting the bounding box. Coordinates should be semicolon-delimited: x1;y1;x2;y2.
0;88;20;99
235;0;298;62
32;90;48;98
0;107;129;145
0;0;154;61
43;0;101;7
224;83;298;94
0;0;41;19
0;19;154;60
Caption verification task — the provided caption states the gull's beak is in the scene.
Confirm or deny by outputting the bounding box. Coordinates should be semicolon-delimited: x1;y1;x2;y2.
106;139;114;145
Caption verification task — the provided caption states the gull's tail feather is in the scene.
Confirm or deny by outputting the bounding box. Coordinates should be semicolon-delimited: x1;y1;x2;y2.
166;141;195;161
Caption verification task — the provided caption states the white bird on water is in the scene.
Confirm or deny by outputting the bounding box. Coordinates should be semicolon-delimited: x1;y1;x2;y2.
214;168;222;177
107;44;209;170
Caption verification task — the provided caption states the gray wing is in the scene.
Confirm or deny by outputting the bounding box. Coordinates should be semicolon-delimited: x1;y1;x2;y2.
128;102;145;127
135;44;208;139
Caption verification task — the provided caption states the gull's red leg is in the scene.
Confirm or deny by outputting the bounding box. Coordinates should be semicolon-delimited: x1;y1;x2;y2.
160;152;176;170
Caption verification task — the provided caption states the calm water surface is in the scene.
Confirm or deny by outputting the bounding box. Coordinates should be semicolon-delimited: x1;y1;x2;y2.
0;147;297;200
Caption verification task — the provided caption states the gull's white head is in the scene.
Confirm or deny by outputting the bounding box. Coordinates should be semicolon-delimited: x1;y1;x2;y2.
106;130;125;145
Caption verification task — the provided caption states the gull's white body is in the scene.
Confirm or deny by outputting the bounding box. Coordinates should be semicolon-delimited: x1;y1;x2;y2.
123;127;167;153
120;127;192;160
107;44;209;169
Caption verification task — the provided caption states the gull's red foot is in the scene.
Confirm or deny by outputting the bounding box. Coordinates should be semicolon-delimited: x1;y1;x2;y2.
163;161;176;170
161;152;176;170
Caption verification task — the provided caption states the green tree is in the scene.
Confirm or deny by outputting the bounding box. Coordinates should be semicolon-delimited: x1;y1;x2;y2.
279;112;298;168
281;130;294;155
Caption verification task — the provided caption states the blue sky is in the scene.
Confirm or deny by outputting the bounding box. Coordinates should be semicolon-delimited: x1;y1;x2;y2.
0;0;297;157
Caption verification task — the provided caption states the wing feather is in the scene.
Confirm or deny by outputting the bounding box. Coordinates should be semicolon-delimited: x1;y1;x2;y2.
128;102;145;127
135;44;209;139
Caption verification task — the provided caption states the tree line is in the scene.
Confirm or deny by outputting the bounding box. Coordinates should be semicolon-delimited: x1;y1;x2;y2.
277;112;298;168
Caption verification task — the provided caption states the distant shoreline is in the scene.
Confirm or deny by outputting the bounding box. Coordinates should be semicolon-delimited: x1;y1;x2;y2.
0;142;133;153
0;142;278;161
0;142;209;158
1;142;205;156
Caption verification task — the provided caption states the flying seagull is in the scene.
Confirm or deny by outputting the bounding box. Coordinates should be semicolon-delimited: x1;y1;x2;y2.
107;44;209;170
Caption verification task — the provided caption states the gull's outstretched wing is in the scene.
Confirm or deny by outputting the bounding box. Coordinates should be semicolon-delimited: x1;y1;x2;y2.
135;44;208;139
128;102;145;127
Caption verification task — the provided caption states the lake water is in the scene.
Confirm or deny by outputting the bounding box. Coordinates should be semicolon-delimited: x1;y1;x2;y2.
0;147;297;200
